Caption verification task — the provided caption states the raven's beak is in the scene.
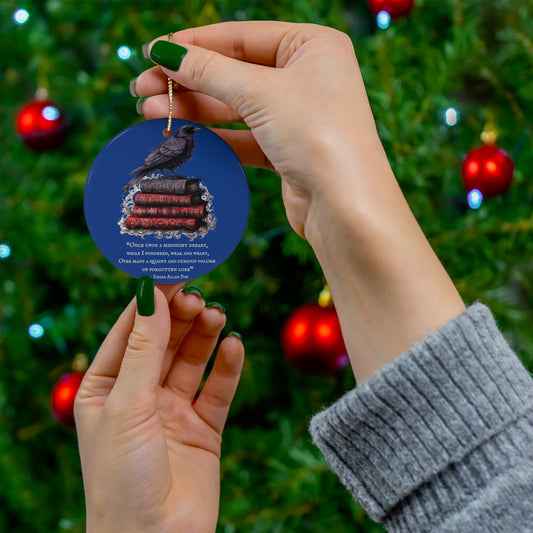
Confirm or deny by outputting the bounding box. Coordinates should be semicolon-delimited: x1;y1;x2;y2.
193;127;202;132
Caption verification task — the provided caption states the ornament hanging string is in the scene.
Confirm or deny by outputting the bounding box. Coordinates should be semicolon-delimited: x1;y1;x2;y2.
163;32;178;138
480;110;498;145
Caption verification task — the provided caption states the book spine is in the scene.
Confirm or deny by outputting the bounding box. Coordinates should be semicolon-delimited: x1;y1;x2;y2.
135;193;203;206
126;217;199;231
133;205;206;218
140;178;200;194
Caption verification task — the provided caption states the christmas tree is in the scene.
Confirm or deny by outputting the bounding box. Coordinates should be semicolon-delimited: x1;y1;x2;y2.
2;1;533;531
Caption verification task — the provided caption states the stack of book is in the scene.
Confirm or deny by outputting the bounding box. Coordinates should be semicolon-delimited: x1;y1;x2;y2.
126;178;207;231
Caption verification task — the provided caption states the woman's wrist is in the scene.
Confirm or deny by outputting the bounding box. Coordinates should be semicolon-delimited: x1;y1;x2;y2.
302;145;465;382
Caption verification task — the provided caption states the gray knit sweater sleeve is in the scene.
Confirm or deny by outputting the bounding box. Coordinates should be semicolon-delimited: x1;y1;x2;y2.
309;303;533;532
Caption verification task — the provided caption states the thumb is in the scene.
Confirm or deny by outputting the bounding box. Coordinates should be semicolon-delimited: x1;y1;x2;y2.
148;40;265;119
113;277;171;396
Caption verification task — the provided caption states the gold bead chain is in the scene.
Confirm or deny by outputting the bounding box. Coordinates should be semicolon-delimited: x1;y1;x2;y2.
163;32;177;138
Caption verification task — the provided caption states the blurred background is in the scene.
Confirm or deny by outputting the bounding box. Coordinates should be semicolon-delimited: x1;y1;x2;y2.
2;0;533;531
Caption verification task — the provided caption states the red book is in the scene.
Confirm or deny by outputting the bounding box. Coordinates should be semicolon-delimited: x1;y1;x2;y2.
134;192;204;206
126;217;200;231
132;205;206;219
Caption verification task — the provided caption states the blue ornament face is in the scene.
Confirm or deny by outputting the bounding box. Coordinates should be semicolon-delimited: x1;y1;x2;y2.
85;118;249;283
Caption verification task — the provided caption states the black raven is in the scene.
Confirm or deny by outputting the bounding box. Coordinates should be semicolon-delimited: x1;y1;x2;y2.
122;125;201;193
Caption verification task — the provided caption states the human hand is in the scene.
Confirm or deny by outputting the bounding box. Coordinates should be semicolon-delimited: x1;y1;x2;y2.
133;21;389;240
75;279;244;533
134;22;464;384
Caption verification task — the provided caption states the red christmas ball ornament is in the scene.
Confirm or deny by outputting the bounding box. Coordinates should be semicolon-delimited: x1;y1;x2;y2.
368;0;415;18
282;303;348;375
51;372;84;426
16;98;67;151
462;144;514;198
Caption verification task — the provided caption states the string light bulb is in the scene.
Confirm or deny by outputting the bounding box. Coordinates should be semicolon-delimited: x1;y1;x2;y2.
28;323;45;339
444;107;459;126
0;243;11;259
467;189;483;210
117;46;132;60
377;11;391;29
13;9;30;24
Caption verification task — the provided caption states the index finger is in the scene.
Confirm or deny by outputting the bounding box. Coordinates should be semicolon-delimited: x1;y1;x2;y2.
156;20;296;67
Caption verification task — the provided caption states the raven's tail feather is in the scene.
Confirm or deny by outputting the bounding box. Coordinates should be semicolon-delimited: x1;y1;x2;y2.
122;167;153;193
129;166;144;176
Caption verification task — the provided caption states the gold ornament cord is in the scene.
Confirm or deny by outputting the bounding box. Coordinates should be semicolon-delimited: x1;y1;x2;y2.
163;32;177;137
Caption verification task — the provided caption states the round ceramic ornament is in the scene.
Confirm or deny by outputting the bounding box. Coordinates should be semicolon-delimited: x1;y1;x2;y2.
84;118;249;283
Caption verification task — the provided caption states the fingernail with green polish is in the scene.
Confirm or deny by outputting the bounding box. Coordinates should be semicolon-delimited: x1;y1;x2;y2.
206;301;226;314
137;276;155;316
150;41;188;71
228;331;243;342
136;97;148;115
142;42;150;59
182;286;204;299
129;77;138;97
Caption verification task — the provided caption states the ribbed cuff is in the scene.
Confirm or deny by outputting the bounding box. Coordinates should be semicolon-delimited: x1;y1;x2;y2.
309;303;533;530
